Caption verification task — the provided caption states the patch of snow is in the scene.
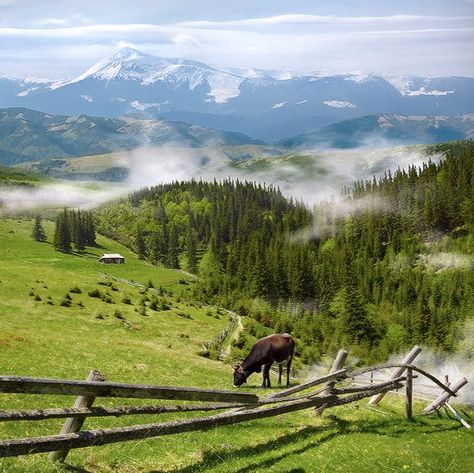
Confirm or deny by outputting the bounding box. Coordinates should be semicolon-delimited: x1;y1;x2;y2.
405;87;454;96
130;100;161;111
206;73;242;103
15;113;25;119
81;95;93;103
296;100;307;105
344;73;373;84
16;87;39;97
272;101;287;109
323;100;355;109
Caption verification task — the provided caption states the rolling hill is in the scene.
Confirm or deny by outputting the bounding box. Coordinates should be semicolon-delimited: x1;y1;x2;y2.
0;107;262;165
0;217;472;472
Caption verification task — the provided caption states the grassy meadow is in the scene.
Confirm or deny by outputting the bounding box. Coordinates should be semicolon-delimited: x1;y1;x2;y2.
0;217;472;472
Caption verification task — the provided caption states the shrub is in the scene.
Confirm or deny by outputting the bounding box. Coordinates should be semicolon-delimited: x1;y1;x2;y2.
88;289;101;298
101;293;114;304
113;309;124;320
60;298;71;307
176;311;192;320
64;293;72;300
77;301;84;308
34;295;41;301
139;307;147;317
121;296;132;305
69;286;82;294
95;313;105;320
147;279;154;288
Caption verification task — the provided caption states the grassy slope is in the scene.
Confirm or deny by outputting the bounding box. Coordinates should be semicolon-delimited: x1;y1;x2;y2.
0;218;472;473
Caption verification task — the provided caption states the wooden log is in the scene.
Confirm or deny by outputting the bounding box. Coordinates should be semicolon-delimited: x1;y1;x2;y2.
0;375;258;404
369;345;421;405
321;349;348;396
0;402;247;422
0;379;401;458
262;368;347;400
423;377;468;414
332;377;406;395
351;364;457;397
49;370;104;463
405;368;413;420
317;349;348;414
444;402;471;429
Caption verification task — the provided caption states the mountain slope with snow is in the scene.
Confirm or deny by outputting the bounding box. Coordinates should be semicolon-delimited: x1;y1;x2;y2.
1;48;473;140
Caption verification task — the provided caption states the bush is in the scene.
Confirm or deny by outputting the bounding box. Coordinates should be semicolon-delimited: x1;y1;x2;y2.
34;294;41;301
77;301;84;308
64;293;72;300
95;313;105;320
113;309;124;319
121;296;132;305
147;279;154;288
60;298;71;307
138;307;147;317
101;293;114;304
69;286;82;294
88;289;101;298
176;311;192;320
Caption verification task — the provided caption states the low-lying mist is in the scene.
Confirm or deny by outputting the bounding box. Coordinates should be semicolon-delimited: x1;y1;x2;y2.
0;143;441;212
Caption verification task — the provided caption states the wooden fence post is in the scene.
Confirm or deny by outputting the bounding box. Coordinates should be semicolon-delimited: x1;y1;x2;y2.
369;345;421;406
405;367;413;420
49;369;105;463
316;349;348;414
423;377;468;414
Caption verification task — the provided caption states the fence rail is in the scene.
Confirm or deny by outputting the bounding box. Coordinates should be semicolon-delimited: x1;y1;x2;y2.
0;345;469;461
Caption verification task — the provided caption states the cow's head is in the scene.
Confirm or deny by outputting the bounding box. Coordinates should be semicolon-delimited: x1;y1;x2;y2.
233;364;247;387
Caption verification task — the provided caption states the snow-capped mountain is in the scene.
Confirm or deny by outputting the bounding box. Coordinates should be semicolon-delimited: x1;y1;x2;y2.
1;47;473;140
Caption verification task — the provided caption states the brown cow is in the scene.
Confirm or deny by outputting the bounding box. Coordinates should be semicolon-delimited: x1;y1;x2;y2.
233;333;295;388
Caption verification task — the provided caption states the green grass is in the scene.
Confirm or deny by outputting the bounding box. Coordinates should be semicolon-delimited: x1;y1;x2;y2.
0;218;472;472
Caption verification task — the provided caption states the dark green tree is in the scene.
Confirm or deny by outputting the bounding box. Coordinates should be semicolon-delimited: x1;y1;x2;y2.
31;215;46;242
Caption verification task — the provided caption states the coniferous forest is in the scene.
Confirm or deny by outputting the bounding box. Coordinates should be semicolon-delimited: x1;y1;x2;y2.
93;141;474;363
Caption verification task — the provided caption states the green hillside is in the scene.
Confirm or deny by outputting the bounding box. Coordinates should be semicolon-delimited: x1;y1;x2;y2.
0;218;473;472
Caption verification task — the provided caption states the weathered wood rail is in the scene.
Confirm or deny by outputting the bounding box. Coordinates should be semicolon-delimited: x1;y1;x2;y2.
0;346;469;461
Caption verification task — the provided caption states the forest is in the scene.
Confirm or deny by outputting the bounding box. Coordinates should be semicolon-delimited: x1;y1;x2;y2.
93;141;474;363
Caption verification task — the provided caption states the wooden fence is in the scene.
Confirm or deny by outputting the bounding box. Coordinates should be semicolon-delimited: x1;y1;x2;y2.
0;346;470;461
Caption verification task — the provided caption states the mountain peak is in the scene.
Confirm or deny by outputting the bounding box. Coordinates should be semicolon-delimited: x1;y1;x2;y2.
107;47;152;62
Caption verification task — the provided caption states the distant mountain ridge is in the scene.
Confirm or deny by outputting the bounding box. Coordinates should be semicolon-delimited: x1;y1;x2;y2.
278;114;474;149
0;107;262;165
1;47;473;140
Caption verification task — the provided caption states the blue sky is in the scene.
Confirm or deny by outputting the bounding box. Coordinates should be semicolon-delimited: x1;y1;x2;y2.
1;0;473;78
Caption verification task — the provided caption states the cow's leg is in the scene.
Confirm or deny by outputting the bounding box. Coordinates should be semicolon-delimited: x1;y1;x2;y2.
278;363;283;385
286;356;293;386
262;362;272;388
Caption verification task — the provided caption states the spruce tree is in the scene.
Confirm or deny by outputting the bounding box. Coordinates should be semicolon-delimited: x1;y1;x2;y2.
31;215;46;242
53;209;71;252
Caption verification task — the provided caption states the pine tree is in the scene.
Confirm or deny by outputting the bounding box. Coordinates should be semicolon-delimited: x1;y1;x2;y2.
31;215;46;242
53;209;71;252
186;216;198;274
